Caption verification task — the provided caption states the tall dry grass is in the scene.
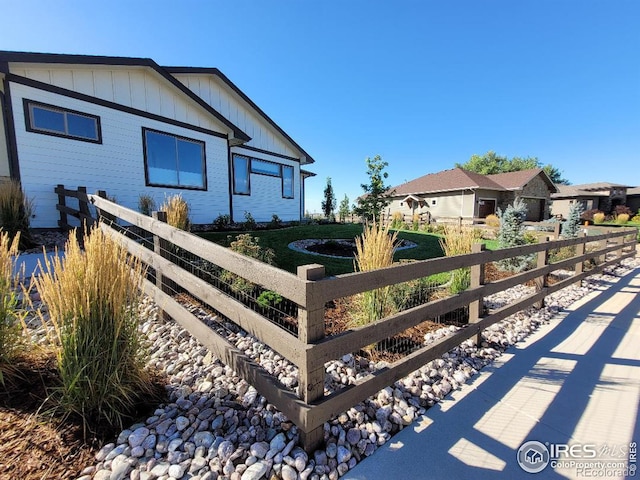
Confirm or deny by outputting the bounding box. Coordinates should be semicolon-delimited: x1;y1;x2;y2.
33;226;152;430
0;180;34;250
0;231;24;385
351;221;398;326
160;194;190;231
439;225;481;294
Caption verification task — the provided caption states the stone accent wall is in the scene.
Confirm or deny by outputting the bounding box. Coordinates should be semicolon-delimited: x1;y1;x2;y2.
522;175;552;199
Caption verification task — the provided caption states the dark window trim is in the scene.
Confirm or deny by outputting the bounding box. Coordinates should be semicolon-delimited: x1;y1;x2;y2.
232;154;251;196
2;79;21;180
142;127;207;191
234;144;301;163
251;158;282;178
282;165;294;199
8;73;228;139
23;98;102;144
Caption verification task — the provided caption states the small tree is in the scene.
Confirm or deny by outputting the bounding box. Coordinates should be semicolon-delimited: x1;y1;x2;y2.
338;194;350;223
321;177;336;221
563;202;583;238
497;198;533;272
354;155;393;221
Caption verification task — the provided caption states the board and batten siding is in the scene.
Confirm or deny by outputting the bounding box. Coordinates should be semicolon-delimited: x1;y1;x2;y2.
173;74;298;158
10;82;229;228
10;66;230;135
230;146;300;222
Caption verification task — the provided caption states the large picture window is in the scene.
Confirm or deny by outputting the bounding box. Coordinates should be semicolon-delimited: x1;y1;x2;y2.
233;155;250;195
24;99;101;143
143;128;206;189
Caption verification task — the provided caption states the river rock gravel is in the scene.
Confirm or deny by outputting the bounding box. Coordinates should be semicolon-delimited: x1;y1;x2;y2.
83;259;638;480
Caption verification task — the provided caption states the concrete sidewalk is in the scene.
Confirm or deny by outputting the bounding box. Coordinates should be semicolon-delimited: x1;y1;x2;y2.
13;251;63;278
346;268;640;480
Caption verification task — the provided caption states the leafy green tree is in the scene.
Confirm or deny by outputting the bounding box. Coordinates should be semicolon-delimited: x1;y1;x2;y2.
338;194;350;222
355;155;393;221
456;151;570;185
321;177;336;220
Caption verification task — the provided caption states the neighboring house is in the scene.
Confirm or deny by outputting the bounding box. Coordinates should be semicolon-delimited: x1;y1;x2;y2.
386;167;557;222
550;182;632;218
626;187;640;214
0;51;315;228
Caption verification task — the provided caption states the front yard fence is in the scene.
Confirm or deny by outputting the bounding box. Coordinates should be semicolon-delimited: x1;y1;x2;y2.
56;186;637;451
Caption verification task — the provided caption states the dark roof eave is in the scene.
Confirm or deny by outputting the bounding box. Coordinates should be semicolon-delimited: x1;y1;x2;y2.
165;66;315;164
0;50;250;142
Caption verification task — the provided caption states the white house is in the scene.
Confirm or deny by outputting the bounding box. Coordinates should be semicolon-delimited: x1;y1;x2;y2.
0;51;315;228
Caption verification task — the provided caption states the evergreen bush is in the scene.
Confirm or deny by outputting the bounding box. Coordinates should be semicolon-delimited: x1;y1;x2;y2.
496;198;534;272
562;202;583;238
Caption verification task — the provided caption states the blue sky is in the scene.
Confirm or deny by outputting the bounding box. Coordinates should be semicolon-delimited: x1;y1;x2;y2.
2;1;639;214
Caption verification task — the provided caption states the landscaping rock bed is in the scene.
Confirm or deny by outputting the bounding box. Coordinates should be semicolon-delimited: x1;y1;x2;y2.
78;259;637;480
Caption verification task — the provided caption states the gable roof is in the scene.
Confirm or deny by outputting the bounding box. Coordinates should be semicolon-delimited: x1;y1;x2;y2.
488;168;558;192
0;50;250;142
391;168;504;195
166;67;315;164
390;167;555;196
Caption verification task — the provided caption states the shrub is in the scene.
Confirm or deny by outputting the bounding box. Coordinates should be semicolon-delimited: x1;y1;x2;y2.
269;214;282;229
616;213;630;224
137;194;155;216
33;226;151;430
485;214;500;228
0;231;24;385
213;214;231;230
439;226;481;294
221;234;276;294
256;290;282;309
390;211;404;230
614;205;632;217
242;211;257;231
497;198;534;272
581;209;603;223
562;202;583;238
160;194;190;231
351;221;398;326
593;212;606;224
0;180;34;250
632;215;640;223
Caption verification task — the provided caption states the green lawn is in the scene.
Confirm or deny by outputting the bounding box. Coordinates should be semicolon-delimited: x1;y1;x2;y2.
200;224;500;276
200;224;448;276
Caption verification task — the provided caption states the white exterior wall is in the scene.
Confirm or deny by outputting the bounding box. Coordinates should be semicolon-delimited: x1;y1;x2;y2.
10;82;229;228
230;146;300;222
173;74;298;158
388;191;476;219
11;66;229;134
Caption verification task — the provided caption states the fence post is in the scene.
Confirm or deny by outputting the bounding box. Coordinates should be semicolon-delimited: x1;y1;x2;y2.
554;222;561;240
97;190;117;225
55;184;69;231
469;243;486;345
535;236;549;308
575;232;586;274
152;211;172;322
297;263;326;452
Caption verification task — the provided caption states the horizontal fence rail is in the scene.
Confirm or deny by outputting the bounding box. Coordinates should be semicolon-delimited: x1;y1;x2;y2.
54;186;637;451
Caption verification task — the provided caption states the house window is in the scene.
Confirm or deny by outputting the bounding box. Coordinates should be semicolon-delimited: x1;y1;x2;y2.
233;155;250;195
24;99;101;143
282;165;294;199
143;128;206;189
251;159;281;176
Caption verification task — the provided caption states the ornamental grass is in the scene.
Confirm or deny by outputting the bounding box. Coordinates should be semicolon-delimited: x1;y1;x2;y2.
33;225;151;431
160;194;190;231
351;221;398;326
0;231;25;385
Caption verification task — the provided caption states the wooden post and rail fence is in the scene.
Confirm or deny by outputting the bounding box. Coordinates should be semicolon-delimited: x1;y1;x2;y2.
57;186;638;451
